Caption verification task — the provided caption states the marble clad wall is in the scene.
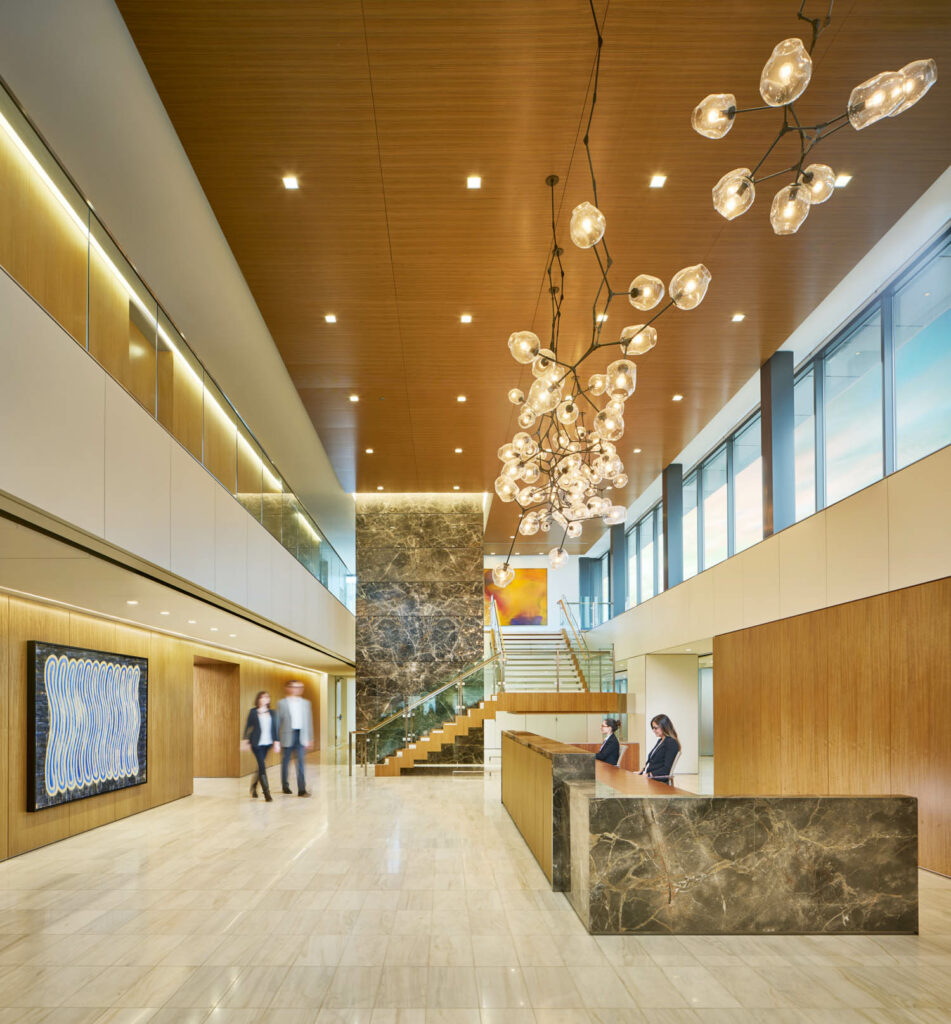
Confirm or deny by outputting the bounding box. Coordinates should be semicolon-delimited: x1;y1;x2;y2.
355;494;483;732
568;786;918;935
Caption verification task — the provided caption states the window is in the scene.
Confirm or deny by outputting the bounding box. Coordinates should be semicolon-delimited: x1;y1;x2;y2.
701;447;728;569
682;473;698;580
625;527;637;610
656;508;665;594
794;369;816;520
732;415;762;553
894;241;951;469
823;311;883;505
639;510;656;603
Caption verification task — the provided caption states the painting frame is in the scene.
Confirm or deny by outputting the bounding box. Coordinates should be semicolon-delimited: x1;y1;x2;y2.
27;641;149;812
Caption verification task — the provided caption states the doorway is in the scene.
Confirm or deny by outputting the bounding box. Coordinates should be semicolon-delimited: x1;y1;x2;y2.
193;657;240;777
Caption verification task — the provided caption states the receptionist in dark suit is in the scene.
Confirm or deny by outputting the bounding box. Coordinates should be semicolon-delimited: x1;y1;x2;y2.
640;713;680;785
595;717;621;764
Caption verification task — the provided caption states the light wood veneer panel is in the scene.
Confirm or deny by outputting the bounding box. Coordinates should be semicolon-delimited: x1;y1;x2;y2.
193;662;240;777
501;733;553;882
0;595;8;861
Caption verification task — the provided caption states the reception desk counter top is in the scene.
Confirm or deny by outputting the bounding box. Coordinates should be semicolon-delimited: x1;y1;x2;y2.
502;731;919;936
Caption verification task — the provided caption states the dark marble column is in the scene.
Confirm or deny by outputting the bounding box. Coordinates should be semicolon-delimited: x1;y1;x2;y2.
355;494;484;734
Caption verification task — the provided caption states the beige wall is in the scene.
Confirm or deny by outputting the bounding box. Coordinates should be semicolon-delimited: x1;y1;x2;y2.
590;442;951;659
644;655;699;775
0;593;322;862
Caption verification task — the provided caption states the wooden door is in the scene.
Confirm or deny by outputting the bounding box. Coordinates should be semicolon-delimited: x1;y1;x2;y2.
192;661;240;777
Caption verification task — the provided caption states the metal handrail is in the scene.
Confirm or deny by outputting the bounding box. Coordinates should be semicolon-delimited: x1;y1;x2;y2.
559;598;589;653
489;596;506;689
363;652;502;738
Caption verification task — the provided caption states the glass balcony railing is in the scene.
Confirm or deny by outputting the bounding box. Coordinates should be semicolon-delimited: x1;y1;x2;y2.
0;81;354;611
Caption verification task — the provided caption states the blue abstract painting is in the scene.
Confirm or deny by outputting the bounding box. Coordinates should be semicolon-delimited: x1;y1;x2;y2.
28;642;148;811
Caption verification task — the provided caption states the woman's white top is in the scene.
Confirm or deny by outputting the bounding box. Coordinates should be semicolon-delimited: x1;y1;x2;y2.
257;710;273;746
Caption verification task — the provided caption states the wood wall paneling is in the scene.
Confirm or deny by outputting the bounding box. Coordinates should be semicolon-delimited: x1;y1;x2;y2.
501;733;553;882
714;576;951;875
0;595;8;861
193;661;240;777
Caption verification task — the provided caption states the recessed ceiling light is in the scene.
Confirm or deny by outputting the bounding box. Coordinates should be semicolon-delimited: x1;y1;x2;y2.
672;394;684;402
377;485;384;491
596;313;609;323
210;627;218;632
732;313;745;322
460;314;472;324
453;485;460;491
187;619;197;624
457;395;467;402
454;447;463;454
365;448;374;454
467;175;482;189
159;610;170;616
633;448;642;454
282;175;299;190
649;174;667;188
126;600;138;606
325;314;337;323
229;633;237;638
349;394;359;403
834;173;852;188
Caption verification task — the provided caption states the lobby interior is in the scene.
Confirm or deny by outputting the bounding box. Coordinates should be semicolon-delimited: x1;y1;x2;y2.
1;0;951;1020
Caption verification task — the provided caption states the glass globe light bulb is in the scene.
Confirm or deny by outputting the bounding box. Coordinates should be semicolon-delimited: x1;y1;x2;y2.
494;476;518;502
508;387;525;406
890;58;937;117
508;330;541;364
528;377;561;414
532;348;557;378
566;521;582;539
600;441;616;456
519;512;540;536
760;38;812;106
549;547;569;569
492;563;515;588
551;510;568;530
498;443;517;462
621;324;657;356
769;184;810;235
521;461;540;484
569;201;606;249
502;459;522;480
628;274;665;311
556;399;579;424
539;518;551;532
594;408;624;442
799;163;836;205
603;505;627;526
517;486;539;508
587;373;608;396
670;264;712;310
712;168;755;220
513;431;533;455
517;408;537;429
848;70;904;130
605;398;626;419
606;359;637;398
691;93;737;139
614;472;628;488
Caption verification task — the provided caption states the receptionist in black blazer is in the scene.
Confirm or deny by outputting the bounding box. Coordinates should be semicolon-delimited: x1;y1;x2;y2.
595;718;621;765
640;714;680;785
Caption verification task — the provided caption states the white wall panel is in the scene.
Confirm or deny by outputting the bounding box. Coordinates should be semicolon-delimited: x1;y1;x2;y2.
740;539;781;629
103;378;170;570
213;486;248;607
0;273;105;536
712;553;745;637
245;518;275;620
778;510;827;619
645;654;699;775
825;481;889;607
169;443;216;592
887;444;951;591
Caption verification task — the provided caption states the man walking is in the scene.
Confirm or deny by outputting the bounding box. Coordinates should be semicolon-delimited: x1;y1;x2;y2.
276;680;314;796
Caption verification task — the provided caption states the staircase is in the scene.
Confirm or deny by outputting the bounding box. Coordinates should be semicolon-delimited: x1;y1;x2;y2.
501;630;587;692
373;689;624;776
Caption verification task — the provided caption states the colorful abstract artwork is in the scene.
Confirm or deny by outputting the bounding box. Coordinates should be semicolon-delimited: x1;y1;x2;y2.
484;568;548;626
27;642;148;811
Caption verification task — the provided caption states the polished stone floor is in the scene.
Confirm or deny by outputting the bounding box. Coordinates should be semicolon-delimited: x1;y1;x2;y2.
1;765;950;1023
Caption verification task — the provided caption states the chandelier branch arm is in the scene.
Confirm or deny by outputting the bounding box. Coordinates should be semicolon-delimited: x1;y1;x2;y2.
798;0;835;55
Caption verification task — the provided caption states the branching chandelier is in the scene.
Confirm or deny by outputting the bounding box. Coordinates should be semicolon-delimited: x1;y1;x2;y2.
693;0;937;235
491;1;711;587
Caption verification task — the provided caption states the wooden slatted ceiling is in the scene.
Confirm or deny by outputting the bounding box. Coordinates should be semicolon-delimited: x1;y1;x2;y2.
116;1;951;551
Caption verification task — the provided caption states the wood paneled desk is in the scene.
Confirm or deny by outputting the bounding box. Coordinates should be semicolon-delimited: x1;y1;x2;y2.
502;730;919;935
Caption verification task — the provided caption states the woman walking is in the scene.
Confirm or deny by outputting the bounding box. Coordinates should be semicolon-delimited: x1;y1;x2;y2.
242;690;280;801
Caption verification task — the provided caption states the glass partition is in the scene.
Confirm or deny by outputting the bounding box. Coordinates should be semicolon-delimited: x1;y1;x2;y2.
682;472;698;580
701;447;728;569
0;79;354;611
794;369;817;520
732;414;762;553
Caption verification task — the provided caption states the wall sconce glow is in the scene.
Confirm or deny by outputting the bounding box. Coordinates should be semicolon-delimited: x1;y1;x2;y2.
834;173;853;187
460;314;472;323
324;314;337;323
282;175;299;190
349;394;359;402
649;174;667;188
467;175;482;189
672;394;684;402
457;395;467;402
732;313;746;322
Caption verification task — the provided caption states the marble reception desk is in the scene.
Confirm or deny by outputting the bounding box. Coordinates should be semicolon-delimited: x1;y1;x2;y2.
502;731;919;936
